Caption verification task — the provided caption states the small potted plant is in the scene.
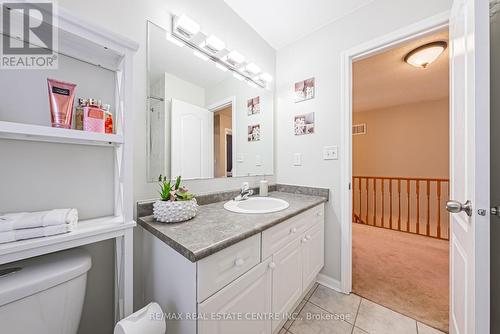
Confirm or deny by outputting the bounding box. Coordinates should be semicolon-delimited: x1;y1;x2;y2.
153;175;198;223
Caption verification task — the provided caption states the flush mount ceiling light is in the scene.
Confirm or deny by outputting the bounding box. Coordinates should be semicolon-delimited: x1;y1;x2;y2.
174;15;200;39
224;50;245;67
404;41;447;69
200;35;225;53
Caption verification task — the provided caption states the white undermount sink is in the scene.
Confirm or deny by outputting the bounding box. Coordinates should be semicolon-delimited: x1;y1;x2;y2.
224;197;290;214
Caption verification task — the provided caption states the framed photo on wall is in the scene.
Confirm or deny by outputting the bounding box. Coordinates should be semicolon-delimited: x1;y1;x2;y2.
294;77;315;102
247;96;260;115
294;112;315;135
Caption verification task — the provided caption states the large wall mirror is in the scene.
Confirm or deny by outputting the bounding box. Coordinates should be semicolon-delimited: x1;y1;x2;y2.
146;21;274;181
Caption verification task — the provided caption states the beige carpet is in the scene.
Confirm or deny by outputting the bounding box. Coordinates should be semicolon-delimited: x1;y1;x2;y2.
352;223;449;333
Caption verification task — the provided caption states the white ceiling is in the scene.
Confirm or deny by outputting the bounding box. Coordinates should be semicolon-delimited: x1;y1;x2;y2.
223;0;376;49
353;29;449;112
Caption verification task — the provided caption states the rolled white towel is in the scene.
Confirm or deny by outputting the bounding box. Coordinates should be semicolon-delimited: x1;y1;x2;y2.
0;224;72;244
0;209;78;232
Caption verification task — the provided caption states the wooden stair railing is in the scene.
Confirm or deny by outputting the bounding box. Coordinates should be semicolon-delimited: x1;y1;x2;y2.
352;176;450;240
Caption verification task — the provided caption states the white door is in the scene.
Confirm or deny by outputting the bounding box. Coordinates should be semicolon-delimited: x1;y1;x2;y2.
302;221;325;291
447;0;490;333
271;238;302;331
171;99;213;179
198;259;273;334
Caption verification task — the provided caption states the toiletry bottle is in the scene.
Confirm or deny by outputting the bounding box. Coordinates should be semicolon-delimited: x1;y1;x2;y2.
75;98;87;130
83;98;105;133
103;104;113;134
259;180;269;197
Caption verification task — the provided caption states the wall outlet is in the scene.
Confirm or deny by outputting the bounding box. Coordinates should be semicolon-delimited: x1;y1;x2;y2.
237;153;244;162
293;153;302;166
255;155;262;166
323;146;338;160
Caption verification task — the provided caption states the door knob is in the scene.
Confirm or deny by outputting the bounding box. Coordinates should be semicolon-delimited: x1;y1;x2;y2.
446;200;473;216
491;206;500;217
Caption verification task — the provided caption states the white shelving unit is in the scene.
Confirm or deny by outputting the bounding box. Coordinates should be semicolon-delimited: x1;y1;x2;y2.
0;4;139;321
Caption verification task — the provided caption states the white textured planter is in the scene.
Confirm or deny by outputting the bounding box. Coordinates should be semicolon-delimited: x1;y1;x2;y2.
153;198;198;223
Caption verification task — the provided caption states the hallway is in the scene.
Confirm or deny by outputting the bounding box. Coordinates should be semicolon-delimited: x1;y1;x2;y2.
352;223;449;332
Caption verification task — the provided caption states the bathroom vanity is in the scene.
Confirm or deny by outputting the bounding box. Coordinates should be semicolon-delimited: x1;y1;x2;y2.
138;189;327;334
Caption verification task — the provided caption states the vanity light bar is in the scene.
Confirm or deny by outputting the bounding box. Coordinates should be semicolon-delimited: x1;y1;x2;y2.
244;63;261;75
224;50;246;67
200;35;225;53
174;15;200;39
259;72;273;83
170;14;267;88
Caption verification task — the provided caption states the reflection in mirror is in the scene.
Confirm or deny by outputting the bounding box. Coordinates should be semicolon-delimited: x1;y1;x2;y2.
147;21;274;181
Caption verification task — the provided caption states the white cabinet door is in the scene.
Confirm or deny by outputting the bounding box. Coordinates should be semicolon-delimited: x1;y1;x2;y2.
271;238;302;331
301;221;324;291
198;259;272;334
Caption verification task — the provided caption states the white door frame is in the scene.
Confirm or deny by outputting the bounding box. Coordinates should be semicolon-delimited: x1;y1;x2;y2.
339;11;450;294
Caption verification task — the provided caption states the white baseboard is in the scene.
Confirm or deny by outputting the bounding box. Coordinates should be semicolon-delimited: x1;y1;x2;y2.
316;273;343;293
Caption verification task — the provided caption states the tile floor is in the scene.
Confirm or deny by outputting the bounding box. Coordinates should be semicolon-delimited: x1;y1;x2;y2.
278;283;447;334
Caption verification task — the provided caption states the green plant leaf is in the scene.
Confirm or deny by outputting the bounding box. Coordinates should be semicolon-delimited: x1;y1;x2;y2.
175;175;181;190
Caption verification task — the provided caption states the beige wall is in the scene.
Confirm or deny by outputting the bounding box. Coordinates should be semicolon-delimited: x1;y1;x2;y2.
353;98;449;179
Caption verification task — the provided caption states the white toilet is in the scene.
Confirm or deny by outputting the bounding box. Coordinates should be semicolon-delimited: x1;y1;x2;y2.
0;248;92;334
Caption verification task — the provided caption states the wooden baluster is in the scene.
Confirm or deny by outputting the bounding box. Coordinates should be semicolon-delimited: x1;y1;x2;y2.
437;180;442;239
359;178;362;223
398;179;401;231
406;180;410;232
366;178;369;225
426;180;430;237
389;179;393;229
416;180;420;235
381;179;385;228
373;179;377;226
352;177;355;222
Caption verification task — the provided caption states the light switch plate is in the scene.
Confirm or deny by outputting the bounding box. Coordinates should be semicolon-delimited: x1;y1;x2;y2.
293;153;302;166
237;153;244;163
323;146;338;160
255;155;262;166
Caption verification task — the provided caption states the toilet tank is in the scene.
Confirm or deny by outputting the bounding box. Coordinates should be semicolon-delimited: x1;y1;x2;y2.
0;248;92;334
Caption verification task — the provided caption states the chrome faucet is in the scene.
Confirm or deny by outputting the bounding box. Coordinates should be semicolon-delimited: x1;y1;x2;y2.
234;182;254;201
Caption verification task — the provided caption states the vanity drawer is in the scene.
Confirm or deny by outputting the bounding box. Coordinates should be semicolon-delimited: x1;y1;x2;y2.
262;204;324;259
197;234;261;302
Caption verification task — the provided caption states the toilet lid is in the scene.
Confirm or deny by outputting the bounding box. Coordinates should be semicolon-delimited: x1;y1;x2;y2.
0;248;91;306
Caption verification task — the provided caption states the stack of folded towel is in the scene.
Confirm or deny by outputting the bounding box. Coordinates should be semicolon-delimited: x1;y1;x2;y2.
0;208;78;244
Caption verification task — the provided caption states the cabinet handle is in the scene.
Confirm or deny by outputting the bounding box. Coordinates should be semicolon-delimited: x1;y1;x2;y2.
268;262;276;270
235;258;245;267
290;227;297;234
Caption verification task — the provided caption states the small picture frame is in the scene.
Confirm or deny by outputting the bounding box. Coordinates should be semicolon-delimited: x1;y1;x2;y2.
294;77;315;103
294;112;315;135
248;124;261;142
247;96;260;115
